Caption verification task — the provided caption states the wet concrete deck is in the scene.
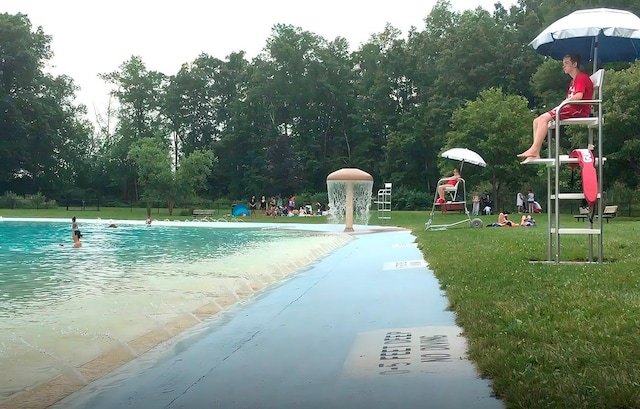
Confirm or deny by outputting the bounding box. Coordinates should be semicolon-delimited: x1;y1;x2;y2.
52;229;503;409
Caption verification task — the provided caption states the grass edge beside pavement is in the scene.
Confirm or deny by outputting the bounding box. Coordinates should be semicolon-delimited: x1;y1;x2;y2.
411;215;640;409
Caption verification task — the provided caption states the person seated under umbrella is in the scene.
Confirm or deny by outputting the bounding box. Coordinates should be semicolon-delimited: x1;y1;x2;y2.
518;54;593;161
435;168;461;204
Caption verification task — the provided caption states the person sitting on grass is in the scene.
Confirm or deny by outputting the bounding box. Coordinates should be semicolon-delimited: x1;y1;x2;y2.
436;168;461;204
520;214;537;227
498;212;518;227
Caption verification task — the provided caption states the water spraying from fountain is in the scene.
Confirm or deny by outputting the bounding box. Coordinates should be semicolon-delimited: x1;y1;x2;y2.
326;168;374;232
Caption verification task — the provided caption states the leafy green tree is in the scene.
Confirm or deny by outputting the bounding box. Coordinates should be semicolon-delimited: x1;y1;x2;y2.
128;137;215;214
445;88;533;210
534;0;640;30
0;13;92;199
211;57;276;199
175;149;217;201
296;36;357;190
530;59;567;111
100;56;167;202
216;24;359;199
127;138;171;207
399;0;544;192
7;2;640;207
165;52;248;160
352;25;418;187
256;24;325;195
600;62;640;189
166;51;251;198
416;1;540;135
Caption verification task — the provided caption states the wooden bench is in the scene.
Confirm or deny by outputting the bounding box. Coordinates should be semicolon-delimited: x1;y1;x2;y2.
599;205;618;223
193;209;215;218
574;205;617;223
574;207;590;221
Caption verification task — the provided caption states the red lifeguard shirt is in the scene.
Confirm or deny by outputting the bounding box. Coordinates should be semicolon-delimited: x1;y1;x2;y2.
567;71;594;116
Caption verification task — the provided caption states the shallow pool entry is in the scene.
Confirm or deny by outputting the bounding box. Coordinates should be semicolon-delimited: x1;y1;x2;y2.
0;219;352;406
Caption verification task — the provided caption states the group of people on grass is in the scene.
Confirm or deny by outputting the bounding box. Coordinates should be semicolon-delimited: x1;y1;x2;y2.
516;191;542;214
438;169;538;219
471;190;493;216
248;195;269;216
492;212;537;227
248;195;324;218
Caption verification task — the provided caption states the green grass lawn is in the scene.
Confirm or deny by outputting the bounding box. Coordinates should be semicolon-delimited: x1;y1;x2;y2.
409;211;640;408
3;207;639;407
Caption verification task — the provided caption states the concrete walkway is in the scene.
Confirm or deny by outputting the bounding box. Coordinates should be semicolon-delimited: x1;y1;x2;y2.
52;229;503;409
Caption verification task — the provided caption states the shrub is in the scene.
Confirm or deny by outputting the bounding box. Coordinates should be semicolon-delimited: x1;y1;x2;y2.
390;188;432;210
0;192;57;209
605;182;636;204
296;191;329;207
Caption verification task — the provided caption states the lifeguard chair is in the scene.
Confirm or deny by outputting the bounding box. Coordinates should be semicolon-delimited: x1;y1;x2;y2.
437;177;465;214
426;148;485;231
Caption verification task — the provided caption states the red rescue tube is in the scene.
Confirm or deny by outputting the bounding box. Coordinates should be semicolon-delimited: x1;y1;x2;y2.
569;149;598;207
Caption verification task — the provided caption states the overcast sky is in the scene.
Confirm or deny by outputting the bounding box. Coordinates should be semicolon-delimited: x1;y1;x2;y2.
5;0;518;119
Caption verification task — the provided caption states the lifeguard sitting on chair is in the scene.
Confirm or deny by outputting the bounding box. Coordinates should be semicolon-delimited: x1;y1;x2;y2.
436;168;461;204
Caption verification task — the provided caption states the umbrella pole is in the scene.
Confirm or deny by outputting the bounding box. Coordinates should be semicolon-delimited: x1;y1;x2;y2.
593;37;598;72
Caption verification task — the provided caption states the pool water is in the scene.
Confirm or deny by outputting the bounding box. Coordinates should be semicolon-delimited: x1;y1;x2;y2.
0;221;307;317
0;219;352;405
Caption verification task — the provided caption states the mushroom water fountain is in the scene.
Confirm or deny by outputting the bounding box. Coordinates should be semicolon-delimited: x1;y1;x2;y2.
326;168;374;232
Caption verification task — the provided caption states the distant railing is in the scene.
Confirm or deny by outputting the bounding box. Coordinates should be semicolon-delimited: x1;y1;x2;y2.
58;199;238;216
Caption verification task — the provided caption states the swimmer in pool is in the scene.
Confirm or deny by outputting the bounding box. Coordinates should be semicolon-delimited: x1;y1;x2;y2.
71;216;82;248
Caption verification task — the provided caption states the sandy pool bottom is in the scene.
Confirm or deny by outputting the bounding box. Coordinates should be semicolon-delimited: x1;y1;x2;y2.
0;232;353;409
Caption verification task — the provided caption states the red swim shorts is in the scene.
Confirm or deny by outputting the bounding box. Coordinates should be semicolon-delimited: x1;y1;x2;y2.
547;105;590;121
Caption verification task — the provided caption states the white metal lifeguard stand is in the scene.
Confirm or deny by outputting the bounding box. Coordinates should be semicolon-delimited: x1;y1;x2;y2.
377;183;392;224
521;69;606;263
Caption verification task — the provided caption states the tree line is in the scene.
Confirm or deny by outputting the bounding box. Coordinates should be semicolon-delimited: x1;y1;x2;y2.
2;0;639;213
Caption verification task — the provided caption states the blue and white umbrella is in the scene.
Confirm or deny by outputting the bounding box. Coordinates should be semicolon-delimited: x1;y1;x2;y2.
530;8;640;70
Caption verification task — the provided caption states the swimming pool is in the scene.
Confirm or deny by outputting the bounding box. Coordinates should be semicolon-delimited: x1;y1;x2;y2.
0;220;314;316
0;218;353;405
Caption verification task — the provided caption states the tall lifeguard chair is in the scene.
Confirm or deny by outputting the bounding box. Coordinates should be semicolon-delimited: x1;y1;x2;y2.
521;69;605;263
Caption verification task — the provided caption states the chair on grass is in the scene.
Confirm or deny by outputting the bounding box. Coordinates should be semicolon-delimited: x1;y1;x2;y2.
436;178;467;214
444;179;461;203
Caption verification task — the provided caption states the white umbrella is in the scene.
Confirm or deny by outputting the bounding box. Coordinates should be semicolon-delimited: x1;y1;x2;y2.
530;8;640;70
441;148;486;172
